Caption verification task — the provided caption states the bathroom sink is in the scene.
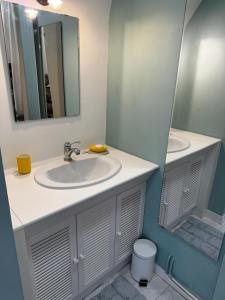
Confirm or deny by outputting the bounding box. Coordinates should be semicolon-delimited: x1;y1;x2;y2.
34;156;122;189
167;132;190;153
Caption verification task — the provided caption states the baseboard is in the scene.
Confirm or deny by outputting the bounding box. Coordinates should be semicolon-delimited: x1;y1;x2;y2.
204;210;225;225
155;264;200;300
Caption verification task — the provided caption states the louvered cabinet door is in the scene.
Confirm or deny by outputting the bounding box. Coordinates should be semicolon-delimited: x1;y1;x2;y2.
160;164;186;228
77;198;116;293
115;184;146;265
27;218;78;300
181;155;204;215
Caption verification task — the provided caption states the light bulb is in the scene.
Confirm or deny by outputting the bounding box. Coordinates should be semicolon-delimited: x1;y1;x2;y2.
48;0;63;10
25;8;38;20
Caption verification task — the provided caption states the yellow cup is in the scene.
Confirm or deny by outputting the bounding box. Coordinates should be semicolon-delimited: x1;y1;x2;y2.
16;154;31;175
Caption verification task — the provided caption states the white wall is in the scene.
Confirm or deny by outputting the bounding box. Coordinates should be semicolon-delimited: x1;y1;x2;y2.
0;0;112;168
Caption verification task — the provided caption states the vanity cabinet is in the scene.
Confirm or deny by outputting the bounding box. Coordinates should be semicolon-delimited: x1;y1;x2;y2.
160;154;204;228
23;183;146;300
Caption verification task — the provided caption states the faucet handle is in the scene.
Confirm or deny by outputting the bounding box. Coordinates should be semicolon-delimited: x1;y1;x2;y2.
64;141;80;148
64;142;71;151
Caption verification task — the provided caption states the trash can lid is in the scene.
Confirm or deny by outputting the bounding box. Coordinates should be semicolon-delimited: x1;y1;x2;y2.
133;239;157;259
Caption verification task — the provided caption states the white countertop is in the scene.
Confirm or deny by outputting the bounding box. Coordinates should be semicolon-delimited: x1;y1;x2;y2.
5;148;158;230
166;129;221;165
10;209;23;231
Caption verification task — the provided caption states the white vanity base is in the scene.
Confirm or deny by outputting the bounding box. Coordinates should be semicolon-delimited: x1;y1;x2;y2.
15;182;146;300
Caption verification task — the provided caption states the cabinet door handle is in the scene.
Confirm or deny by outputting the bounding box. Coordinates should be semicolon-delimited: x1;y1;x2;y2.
183;188;190;194
73;258;79;264
79;254;85;261
117;231;122;237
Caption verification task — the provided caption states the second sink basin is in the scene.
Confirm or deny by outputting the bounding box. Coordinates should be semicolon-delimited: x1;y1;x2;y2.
167;131;190;153
35;155;122;189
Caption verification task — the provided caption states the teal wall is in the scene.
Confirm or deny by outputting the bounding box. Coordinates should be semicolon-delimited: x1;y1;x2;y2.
0;151;24;300
106;0;225;299
172;0;225;215
213;254;225;300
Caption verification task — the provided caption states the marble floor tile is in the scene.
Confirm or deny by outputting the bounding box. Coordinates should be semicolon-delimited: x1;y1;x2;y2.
123;267;169;300
86;266;187;300
174;215;224;260
157;287;186;300
208;235;223;248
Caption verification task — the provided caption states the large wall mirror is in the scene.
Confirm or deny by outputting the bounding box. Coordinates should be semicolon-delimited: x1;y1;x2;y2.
159;0;225;261
0;1;80;121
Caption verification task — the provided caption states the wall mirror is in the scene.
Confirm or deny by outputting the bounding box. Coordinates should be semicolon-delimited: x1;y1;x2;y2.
0;1;80;121
159;0;225;261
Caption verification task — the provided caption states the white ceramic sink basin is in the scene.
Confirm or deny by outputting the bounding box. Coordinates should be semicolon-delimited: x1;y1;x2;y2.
167;131;190;153
34;155;122;189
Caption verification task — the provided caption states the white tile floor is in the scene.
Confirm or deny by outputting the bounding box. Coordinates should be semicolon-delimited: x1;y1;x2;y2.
86;265;187;300
122;267;186;300
173;215;223;260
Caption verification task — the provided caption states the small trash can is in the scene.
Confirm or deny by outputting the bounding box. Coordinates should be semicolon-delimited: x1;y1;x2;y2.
131;239;157;282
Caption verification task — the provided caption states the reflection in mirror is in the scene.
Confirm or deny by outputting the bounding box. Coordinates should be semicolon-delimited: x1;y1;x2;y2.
40;22;65;118
159;0;225;261
0;1;80;121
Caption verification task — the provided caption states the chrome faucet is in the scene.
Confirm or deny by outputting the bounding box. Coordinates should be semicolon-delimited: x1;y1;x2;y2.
64;141;81;162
